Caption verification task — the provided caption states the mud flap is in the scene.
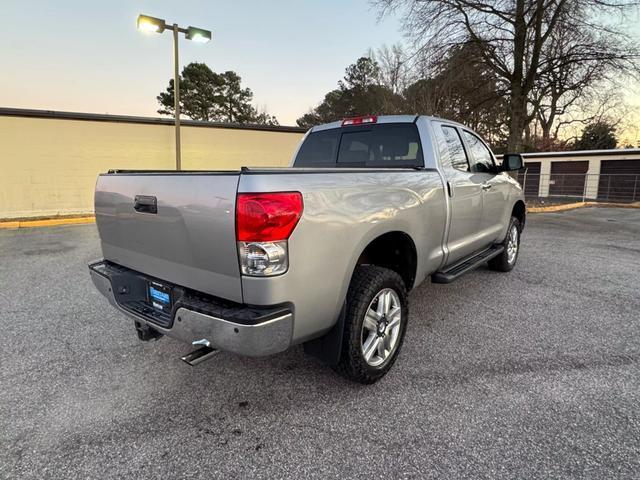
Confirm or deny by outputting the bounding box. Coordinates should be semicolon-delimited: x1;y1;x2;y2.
303;303;346;366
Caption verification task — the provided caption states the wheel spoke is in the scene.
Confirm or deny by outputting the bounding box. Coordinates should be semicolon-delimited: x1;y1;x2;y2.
387;316;400;332
376;292;387;317
363;334;380;362
384;291;393;315
364;309;379;332
384;333;393;352
377;336;386;358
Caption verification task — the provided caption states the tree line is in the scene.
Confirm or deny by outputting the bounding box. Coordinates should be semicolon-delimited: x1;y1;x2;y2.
296;51;620;152
157;0;639;152
299;0;639;152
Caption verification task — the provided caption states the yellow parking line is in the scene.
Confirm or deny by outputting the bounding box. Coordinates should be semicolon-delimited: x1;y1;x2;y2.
591;201;640;209
528;201;640;213
0;216;96;229
527;202;587;213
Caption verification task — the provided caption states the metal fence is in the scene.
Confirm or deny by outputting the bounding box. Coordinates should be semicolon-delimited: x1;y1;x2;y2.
517;172;640;203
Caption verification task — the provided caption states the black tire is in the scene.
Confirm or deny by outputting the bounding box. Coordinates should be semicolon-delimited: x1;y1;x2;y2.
488;216;521;272
334;265;408;384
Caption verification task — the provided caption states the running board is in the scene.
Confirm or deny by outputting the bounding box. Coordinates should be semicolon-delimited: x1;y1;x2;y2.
181;346;220;366
431;246;504;284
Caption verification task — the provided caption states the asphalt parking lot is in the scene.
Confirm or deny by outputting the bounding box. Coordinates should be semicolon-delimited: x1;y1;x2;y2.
1;207;639;479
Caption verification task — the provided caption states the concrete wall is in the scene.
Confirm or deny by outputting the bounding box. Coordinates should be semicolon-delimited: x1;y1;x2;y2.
0;112;304;219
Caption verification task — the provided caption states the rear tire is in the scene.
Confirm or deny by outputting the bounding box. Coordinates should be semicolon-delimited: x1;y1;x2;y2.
488;216;521;272
334;266;408;384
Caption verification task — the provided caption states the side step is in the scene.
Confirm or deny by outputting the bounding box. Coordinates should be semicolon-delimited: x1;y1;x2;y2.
181;346;220;366
431;245;504;284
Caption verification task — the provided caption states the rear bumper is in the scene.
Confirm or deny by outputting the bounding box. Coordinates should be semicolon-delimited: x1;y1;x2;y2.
88;260;293;357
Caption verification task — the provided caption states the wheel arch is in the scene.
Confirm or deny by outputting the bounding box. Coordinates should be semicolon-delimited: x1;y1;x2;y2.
353;230;418;291
512;200;526;230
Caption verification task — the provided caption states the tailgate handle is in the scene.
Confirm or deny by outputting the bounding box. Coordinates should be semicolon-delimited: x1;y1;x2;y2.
134;195;157;214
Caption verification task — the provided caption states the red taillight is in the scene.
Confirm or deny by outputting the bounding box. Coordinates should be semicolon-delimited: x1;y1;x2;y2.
342;115;377;126
236;192;303;242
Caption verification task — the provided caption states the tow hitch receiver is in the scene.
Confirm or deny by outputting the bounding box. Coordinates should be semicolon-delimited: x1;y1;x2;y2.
181;345;220;366
135;321;163;341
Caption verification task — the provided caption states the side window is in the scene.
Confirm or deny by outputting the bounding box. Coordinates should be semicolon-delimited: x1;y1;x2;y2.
435;125;469;171
462;131;495;173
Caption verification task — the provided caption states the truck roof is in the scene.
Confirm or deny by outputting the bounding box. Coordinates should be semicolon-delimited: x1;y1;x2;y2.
310;115;467;132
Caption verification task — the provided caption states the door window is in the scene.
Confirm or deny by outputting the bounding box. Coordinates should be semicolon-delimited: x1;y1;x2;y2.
435;125;469;171
462;131;495;173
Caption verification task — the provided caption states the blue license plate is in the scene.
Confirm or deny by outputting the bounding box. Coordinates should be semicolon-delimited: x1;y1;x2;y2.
148;282;172;312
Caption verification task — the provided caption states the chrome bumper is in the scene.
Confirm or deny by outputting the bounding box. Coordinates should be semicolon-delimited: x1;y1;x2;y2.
89;265;293;357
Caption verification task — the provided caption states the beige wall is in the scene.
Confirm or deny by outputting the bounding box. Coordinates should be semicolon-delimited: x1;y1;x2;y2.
0;116;303;219
523;151;640;198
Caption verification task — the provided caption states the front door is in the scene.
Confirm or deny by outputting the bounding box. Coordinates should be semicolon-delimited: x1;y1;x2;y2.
460;129;511;244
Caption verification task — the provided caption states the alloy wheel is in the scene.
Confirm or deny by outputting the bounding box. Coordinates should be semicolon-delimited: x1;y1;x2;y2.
360;288;402;367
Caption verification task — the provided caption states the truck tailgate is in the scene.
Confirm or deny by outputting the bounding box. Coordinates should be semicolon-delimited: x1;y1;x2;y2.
94;172;242;303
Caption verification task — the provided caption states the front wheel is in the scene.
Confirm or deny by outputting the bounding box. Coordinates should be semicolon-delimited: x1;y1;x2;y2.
335;265;408;384
488;216;521;272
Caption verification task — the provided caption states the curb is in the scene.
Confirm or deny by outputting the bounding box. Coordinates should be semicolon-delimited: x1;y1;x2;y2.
528;201;640;213
591;201;640;209
527;202;587;213
0;216;95;229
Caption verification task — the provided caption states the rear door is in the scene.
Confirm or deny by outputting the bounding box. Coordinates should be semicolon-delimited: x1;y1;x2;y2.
95;172;243;302
433;123;485;264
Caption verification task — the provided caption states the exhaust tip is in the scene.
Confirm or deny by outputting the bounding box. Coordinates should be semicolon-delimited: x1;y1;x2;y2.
181;346;220;366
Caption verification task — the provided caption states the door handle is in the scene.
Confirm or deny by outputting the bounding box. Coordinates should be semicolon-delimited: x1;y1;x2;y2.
134;195;157;214
482;184;492;191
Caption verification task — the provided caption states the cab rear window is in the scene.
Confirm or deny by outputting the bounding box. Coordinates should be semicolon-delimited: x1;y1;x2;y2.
294;123;423;168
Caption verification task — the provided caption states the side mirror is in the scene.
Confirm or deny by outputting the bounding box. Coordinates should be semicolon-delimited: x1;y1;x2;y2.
501;153;524;171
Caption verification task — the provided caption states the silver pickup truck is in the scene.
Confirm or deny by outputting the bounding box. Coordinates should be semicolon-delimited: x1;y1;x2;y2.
89;115;525;383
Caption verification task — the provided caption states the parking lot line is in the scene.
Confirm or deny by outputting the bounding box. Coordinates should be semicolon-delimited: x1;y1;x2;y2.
0;216;95;229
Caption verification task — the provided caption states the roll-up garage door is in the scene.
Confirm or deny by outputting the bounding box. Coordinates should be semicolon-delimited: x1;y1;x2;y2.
598;159;640;201
549;161;588;197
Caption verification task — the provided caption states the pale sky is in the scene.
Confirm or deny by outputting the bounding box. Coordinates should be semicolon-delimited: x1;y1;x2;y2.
0;0;404;126
1;0;639;141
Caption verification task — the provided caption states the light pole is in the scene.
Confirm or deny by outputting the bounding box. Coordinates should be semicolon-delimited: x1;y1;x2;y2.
137;14;211;171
